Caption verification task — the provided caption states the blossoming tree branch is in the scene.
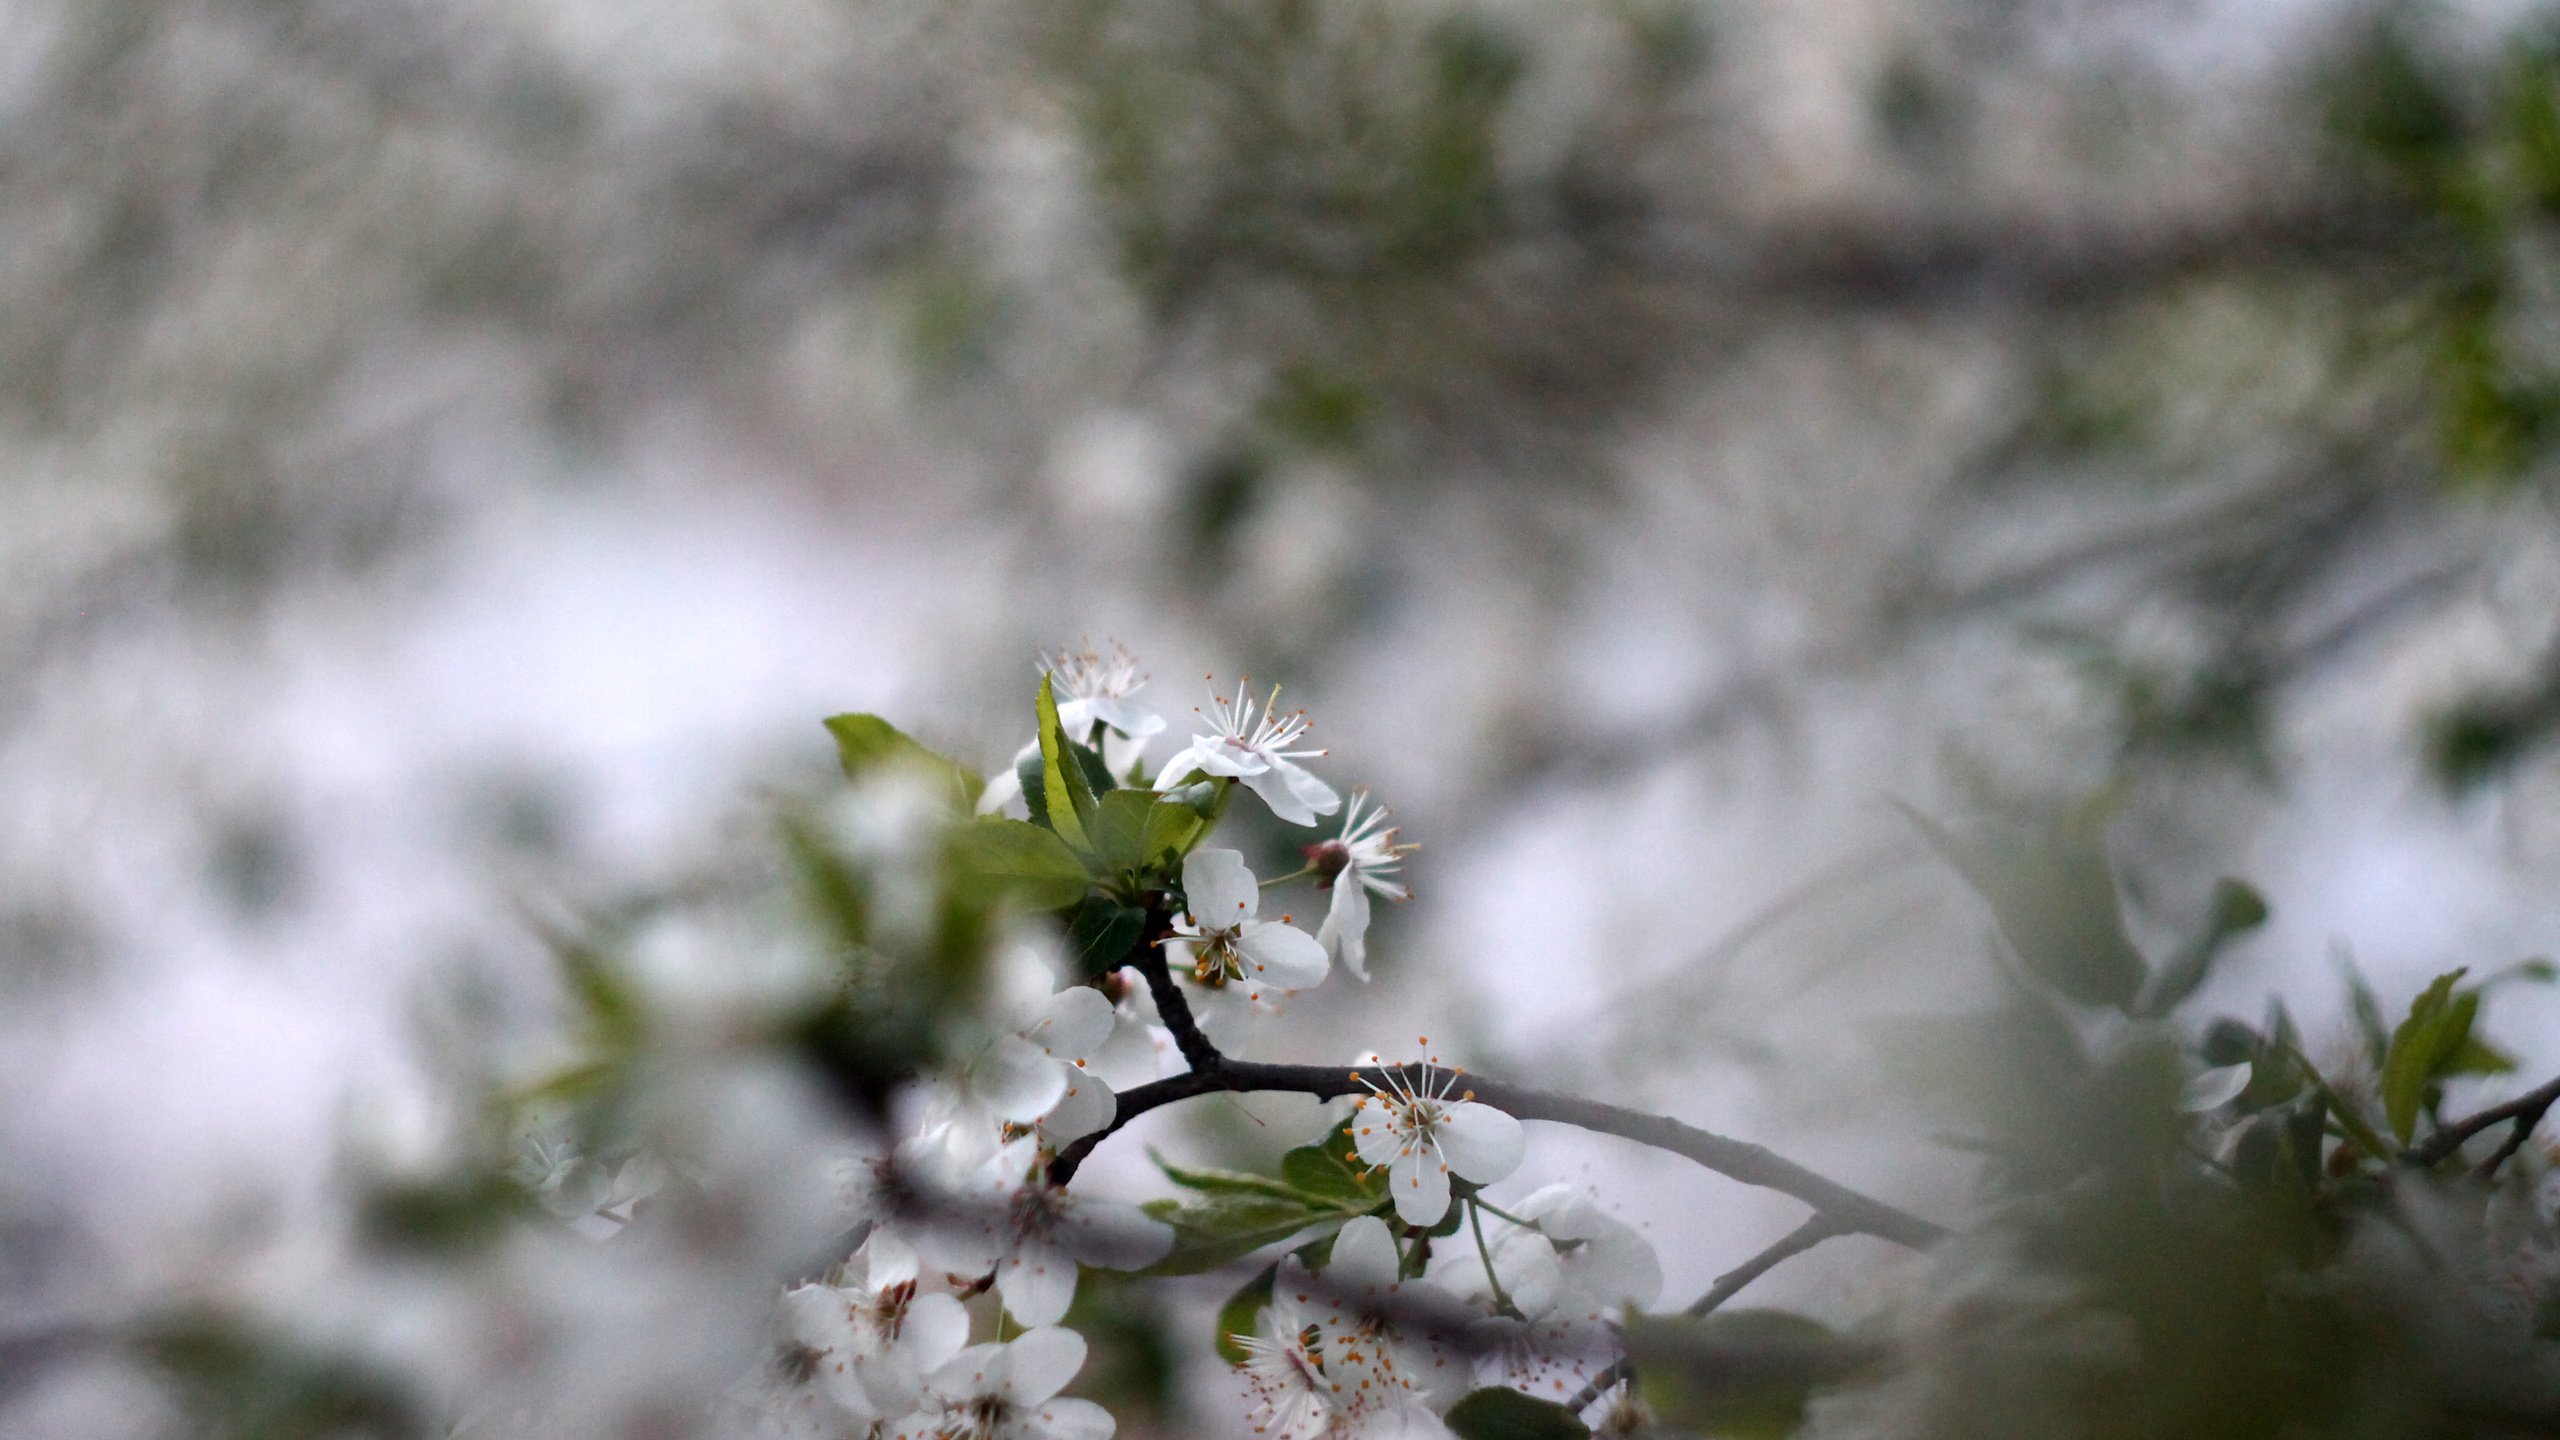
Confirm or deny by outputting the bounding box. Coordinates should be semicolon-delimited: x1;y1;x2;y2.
478;645;2560;1440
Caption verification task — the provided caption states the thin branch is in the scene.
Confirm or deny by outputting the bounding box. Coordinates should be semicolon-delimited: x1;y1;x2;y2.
1685;1215;1844;1317
1561;1216;1853;1419
2405;1073;2560;1170
1047;974;1946;1250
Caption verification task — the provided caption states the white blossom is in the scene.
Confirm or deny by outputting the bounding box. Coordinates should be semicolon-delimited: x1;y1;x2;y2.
1238;1216;1465;1439
1044;643;1164;743
979;646;1164;813
1308;791;1412;982
778;1230;972;1421
918;947;1125;1168
925;1165;1174;1327
1350;1057;1525;1227
892;1326;1117;1440
1164;848;1331;1050
1440;1184;1660;1396
1154;682;1341;826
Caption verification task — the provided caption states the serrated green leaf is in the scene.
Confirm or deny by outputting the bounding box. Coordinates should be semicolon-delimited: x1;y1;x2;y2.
2383;969;2470;1143
945;817;1092;912
1017;748;1050;831
1066;897;1147;978
823;714;981;812
1897;803;2147;1012
1139;1194;1337;1275
1445;1387;1590;1440
1037;676;1096;851
1214;1265;1278;1365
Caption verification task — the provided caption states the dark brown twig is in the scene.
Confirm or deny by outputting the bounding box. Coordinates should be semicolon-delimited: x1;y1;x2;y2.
2405;1074;2560;1170
1048;945;1946;1253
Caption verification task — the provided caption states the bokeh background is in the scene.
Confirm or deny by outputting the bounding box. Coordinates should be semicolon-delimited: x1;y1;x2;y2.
14;0;2560;1433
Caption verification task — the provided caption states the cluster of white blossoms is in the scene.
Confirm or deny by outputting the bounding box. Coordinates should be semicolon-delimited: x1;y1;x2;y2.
741;647;1660;1440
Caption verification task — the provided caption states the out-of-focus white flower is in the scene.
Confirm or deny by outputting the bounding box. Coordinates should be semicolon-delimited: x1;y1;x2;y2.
1441;1184;1660;1394
1238;1216;1465;1438
1350;1058;1524;1228
1046;643;1164;743
925;1170;1174;1328
892;1325;1117;1440
1164;849;1330;1050
779;1231;972;1421
919;946;1125;1167
1307;792;1412;982
515;1140;671;1241
979;645;1164;813
1021;986;1120;1148
1154;682;1341;826
918;1027;1070;1173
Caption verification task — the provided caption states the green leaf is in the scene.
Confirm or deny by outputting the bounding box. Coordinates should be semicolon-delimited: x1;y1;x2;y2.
1089;789;1189;876
1037;676;1097;851
1280;1125;1387;1210
2383;969;2471;1143
2340;959;2392;1071
2285;1043;2392;1163
823;713;981;811
1154;1154;1312;1203
1896;803;2148;1012
2137;878;2269;1017
1139;1194;1338;1275
1628;1310;1857;1440
1214;1265;1278;1365
1445;1387;1590;1440
2444;1031;2512;1077
945;818;1092;912
1066;897;1147;978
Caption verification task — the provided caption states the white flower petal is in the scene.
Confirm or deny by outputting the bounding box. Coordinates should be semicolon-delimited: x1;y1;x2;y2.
998;1326;1089;1406
1034;1396;1117;1440
983;1035;1071;1123
1189;987;1257;1051
1328;1215;1402;1293
999;1238;1081;1327
1390;1146;1452;1226
861;1231;922;1291
901;1292;972;1372
922;1340;1008;1411
1484;1231;1565;1316
1350;1096;1403;1170
1237;921;1330;991
1319;881;1373;981
1189;744;1267;779
1029;986;1117;1061
778;1283;859;1355
1241;766;1319;826
1088;696;1164;738
1182;849;1259;924
1433;1102;1524;1186
1272;757;1341;818
1152;742;1214;788
1040;1069;1117;1144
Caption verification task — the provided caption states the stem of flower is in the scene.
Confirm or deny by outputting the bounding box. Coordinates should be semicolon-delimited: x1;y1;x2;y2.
1469;1201;1518;1318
